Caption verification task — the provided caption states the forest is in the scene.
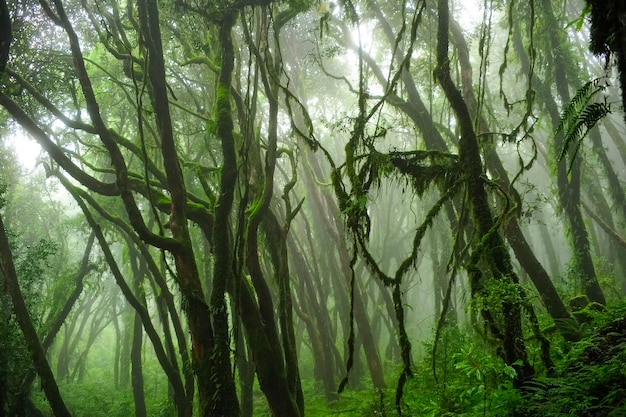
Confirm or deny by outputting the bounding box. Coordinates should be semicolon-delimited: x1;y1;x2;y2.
1;0;626;416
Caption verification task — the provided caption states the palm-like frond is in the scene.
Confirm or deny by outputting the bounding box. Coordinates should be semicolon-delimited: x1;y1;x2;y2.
556;78;611;173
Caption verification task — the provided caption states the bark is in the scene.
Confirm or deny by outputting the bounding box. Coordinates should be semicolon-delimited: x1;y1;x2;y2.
0;213;72;417
0;0;10;73
235;330;254;417
235;9;304;415
118;307;132;388
236;277;301;417
112;300;122;388
129;256;147;417
0;248;8;417
130;307;146;417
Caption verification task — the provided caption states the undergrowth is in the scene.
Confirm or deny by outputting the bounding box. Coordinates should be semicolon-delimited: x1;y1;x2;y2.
29;303;626;416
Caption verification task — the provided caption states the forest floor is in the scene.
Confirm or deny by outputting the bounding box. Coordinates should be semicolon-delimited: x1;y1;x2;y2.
295;305;626;417
30;304;626;417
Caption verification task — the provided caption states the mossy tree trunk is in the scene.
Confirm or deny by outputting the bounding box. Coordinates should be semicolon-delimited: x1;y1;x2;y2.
139;0;240;415
234;7;303;416
263;210;304;413
539;0;605;305
447;13;574;333
435;0;534;385
206;9;241;417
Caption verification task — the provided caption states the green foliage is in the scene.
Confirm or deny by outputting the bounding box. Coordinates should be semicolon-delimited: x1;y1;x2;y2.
299;305;626;417
0;303;32;413
414;327;519;417
34;381;134;417
556;78;611;173
494;303;626;417
30;360;178;417
565;4;591;32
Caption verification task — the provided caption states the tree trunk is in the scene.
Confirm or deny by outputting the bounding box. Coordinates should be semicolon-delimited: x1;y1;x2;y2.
112;299;122;388
263;211;304;414
204;9;241;417
131;308;147;417
137;1;239;414
129;255;147;417
236;330;254;417
540;0;606;305
447;13;574;330
61;176;189;417
435;0;534;385
288;233;339;401
0;213;72;417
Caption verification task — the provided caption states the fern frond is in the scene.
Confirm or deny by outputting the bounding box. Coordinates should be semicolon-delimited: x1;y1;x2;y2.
555;78;611;173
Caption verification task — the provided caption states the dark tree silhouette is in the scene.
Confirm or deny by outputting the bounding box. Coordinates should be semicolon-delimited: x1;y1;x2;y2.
0;0;10;73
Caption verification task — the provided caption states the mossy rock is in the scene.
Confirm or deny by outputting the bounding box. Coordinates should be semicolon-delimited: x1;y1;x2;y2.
569;294;590;311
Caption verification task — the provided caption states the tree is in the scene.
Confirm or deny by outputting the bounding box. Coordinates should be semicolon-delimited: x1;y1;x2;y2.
0;206;71;417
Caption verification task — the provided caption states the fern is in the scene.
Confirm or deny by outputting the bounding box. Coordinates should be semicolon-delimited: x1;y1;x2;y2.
555;78;611;173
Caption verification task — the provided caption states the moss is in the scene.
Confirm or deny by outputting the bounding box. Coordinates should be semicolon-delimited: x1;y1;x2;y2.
215;85;233;134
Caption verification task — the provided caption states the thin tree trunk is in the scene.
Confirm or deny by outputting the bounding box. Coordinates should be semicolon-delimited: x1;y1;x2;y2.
60;175;188;417
112;299;122;388
0;213;72;417
263;211;304;414
235;329;254;417
131;310;146;417
129;255;147;417
288;233;339;401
